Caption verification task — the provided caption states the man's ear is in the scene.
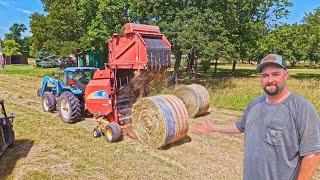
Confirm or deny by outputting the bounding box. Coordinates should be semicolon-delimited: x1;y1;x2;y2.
284;69;288;80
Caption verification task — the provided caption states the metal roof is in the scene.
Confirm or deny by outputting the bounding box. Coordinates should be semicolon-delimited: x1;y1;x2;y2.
64;67;97;72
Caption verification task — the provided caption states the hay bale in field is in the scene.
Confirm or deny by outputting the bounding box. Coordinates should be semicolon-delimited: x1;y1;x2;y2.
132;94;189;148
173;84;210;117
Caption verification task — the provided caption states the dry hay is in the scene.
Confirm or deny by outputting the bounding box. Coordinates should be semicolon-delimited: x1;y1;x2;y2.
117;69;167;97
173;84;210;117
132;94;188;148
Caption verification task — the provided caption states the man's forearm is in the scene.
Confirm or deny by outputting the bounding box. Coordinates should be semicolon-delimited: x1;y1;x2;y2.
297;153;320;180
192;120;241;133
213;121;241;134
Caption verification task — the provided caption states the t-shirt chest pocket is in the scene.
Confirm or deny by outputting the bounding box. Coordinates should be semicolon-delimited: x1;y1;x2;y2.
266;127;284;145
266;118;286;146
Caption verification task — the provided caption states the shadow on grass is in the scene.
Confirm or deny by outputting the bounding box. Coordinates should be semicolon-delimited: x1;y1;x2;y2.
290;73;320;80
174;68;258;92
161;136;192;150
0;139;34;179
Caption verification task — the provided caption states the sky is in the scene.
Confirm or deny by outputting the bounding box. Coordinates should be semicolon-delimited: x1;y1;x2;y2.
0;0;320;39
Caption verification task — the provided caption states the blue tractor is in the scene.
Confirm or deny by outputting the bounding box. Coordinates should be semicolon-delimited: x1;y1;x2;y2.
38;67;97;123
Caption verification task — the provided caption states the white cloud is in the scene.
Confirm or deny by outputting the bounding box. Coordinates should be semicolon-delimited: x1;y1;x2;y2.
16;8;34;15
0;0;11;8
0;0;34;15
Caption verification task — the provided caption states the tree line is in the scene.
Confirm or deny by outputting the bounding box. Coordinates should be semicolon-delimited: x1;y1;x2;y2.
2;0;320;83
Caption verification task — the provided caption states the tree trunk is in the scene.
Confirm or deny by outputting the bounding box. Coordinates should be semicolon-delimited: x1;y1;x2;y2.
187;52;196;80
213;58;218;75
195;56;198;72
81;53;87;66
231;60;237;76
169;52;182;87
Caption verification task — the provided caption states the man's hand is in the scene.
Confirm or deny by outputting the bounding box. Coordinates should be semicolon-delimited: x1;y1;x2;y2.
192;120;214;133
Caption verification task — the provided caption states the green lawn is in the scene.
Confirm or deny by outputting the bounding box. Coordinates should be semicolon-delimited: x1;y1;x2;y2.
2;63;320;112
175;64;320;112
1;63;320;179
0;64;60;77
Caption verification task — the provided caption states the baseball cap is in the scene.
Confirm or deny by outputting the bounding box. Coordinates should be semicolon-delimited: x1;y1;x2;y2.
257;54;286;73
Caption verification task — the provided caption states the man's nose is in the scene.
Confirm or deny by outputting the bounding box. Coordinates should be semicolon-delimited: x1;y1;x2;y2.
267;75;274;82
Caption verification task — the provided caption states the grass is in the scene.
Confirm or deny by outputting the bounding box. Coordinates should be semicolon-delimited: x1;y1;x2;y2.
175;64;320;112
0;64;60;77
1;62;320;112
0;62;320;179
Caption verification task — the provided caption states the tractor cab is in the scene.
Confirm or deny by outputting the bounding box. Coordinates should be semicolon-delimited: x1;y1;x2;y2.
64;67;97;90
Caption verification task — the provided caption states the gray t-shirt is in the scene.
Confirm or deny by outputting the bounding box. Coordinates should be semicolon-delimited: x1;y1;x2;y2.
236;93;320;180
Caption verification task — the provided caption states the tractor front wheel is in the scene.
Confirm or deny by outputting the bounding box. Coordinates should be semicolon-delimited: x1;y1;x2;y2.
105;122;122;143
42;92;56;112
58;91;81;123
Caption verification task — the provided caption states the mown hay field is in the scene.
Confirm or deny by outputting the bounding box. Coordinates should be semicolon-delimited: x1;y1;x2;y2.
0;63;320;179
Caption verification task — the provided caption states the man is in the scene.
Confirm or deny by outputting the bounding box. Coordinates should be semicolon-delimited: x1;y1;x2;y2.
193;54;320;180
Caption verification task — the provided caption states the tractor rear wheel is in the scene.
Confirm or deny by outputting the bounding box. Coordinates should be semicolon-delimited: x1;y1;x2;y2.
58;91;81;123
105;122;122;142
42;92;56;112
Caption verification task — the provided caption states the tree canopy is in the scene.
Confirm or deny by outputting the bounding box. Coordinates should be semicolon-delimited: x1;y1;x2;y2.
27;0;320;79
4;23;29;54
258;7;320;67
3;39;21;56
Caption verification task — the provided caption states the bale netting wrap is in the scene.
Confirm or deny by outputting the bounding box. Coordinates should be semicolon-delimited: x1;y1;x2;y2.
132;94;189;148
173;84;210;117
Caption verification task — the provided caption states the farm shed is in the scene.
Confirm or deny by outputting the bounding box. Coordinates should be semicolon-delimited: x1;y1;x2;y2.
4;52;28;65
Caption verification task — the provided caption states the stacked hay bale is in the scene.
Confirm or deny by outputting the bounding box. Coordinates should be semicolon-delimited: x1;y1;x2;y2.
173;84;210;117
132;94;189;148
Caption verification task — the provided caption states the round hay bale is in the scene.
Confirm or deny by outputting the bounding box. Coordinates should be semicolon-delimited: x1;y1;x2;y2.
132;94;189;148
173;84;210;117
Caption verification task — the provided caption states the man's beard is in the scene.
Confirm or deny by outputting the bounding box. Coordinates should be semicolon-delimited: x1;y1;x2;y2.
263;84;279;95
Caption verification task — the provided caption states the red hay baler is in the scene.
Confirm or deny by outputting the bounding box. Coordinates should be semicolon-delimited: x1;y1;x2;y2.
84;23;171;142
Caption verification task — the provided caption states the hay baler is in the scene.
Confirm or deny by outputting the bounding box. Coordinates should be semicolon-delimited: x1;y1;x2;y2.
85;23;171;142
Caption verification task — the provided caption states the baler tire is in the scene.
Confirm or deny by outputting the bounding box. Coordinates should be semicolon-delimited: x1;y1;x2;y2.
105;122;122;143
93;128;102;138
58;91;81;123
42;92;56;112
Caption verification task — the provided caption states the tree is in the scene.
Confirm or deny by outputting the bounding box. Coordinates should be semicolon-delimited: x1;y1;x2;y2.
213;0;292;75
29;13;48;57
258;23;311;67
129;0;292;83
3;39;21;62
4;23;27;42
130;1;232;82
30;0;130;60
4;23;29;54
303;8;320;64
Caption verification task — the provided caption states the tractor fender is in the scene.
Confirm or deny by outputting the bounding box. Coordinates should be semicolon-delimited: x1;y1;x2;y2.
61;86;83;95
